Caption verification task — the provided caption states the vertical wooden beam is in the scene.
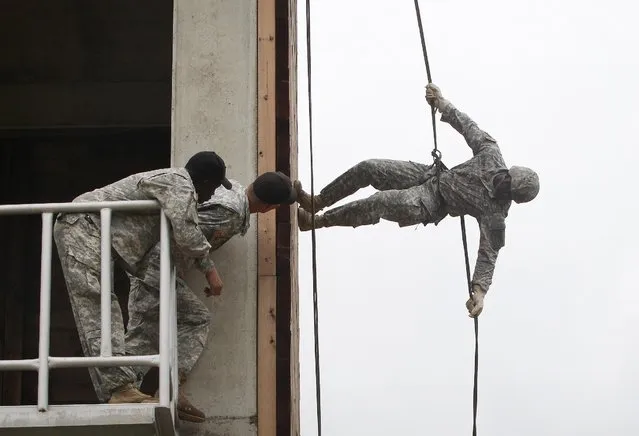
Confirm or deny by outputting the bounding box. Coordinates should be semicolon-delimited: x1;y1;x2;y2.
287;0;300;433
257;0;277;435
275;0;292;434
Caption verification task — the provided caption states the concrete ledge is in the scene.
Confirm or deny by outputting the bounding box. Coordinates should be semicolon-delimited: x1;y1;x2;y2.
0;404;169;436
178;415;257;436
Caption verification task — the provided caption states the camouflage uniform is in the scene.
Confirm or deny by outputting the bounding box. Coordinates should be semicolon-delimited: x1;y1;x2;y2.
126;180;250;385
316;102;511;293
53;168;214;402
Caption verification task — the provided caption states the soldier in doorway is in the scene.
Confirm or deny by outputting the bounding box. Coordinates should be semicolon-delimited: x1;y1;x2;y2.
53;151;232;404
295;84;540;318
123;171;297;423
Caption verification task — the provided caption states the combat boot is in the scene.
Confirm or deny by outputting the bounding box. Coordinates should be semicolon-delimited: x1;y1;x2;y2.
297;208;326;232
176;388;206;423
108;383;158;404
154;379;206;423
293;180;326;212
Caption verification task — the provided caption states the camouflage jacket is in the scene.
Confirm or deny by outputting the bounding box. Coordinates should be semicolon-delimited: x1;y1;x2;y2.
438;102;512;293
67;168;214;275
136;179;250;287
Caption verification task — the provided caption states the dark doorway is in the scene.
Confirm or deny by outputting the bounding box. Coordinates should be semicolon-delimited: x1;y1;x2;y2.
0;0;173;405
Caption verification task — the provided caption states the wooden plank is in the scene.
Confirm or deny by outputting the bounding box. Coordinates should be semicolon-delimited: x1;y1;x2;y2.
258;208;277;277
257;1;277;175
257;0;277;435
257;276;277;436
287;0;301;433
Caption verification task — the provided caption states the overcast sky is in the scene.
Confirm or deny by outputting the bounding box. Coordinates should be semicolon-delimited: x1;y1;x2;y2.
295;1;639;435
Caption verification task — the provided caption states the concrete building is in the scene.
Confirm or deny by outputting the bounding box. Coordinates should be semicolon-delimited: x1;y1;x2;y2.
0;1;299;435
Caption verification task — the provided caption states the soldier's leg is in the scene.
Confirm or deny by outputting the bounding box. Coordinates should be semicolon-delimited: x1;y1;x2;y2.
126;276;210;422
296;159;432;211
125;277;211;382
174;279;210;423
174;279;211;378
125;277;161;387
299;184;432;230
54;223;138;402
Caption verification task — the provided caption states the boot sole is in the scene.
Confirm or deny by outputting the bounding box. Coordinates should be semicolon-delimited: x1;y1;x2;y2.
178;409;206;423
107;400;157;404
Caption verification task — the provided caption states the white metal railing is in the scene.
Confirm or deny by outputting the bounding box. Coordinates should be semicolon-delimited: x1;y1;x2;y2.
0;200;179;424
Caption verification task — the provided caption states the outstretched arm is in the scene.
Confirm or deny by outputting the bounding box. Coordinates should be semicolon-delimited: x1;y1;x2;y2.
466;215;505;317
425;84;498;155
472;217;502;293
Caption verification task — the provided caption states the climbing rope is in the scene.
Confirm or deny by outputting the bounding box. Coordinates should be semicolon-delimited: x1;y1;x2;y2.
412;1;479;435
412;0;442;169
304;1;478;434
304;1;323;435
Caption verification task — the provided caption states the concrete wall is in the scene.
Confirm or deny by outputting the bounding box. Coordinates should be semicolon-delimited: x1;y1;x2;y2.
171;1;258;435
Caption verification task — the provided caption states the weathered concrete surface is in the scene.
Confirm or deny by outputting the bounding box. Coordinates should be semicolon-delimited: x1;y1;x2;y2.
171;0;258;434
178;416;257;436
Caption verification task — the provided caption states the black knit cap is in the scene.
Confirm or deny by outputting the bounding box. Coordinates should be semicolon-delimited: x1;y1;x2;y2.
185;151;232;189
253;171;297;205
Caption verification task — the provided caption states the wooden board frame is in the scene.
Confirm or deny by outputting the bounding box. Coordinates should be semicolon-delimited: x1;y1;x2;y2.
258;0;299;434
257;0;278;435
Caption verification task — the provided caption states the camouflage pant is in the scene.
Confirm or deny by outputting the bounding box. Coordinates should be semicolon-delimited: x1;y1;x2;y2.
318;159;443;228
53;215;137;402
126;276;211;387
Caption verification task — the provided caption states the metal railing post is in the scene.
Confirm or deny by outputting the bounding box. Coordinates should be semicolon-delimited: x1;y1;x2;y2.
100;208;112;357
158;211;171;407
37;213;53;412
170;265;179;418
0;200;174;424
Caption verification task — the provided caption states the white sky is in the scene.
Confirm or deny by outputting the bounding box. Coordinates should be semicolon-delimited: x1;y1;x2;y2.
296;1;639;435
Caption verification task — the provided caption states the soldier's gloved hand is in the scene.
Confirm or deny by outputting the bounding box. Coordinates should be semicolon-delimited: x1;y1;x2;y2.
465;284;486;318
425;83;448;111
204;266;224;297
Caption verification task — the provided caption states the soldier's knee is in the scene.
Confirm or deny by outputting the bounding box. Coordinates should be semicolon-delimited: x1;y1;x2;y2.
356;159;382;173
369;190;394;204
203;310;212;327
193;307;212;328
